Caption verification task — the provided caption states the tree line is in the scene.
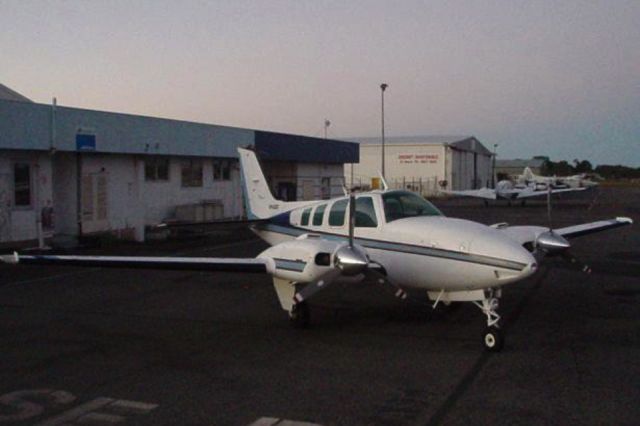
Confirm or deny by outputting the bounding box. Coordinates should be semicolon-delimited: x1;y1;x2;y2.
535;156;640;179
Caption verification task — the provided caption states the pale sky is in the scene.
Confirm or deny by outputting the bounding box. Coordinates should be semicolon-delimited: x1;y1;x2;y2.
2;0;639;166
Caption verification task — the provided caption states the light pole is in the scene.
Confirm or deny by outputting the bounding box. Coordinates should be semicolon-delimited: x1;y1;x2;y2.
492;143;499;188
324;119;331;139
380;83;388;179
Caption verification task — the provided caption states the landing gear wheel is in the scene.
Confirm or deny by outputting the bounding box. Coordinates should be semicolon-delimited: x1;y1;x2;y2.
483;326;504;352
289;302;310;329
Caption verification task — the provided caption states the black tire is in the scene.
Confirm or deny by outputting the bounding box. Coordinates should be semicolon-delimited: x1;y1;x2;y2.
289;302;310;329
483;326;504;352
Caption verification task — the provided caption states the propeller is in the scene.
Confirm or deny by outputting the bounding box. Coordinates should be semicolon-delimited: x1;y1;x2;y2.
293;193;369;304
535;182;591;273
293;193;407;305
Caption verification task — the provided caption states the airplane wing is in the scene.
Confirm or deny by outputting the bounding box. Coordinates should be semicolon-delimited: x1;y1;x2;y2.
554;217;633;239
499;217;633;247
440;188;497;200
0;253;269;273
515;187;587;199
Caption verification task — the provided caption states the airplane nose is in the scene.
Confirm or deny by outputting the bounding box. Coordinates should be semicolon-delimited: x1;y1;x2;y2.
515;247;538;279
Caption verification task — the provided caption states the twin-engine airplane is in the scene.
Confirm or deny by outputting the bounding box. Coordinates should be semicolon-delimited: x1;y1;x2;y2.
518;167;600;189
0;148;632;351
441;179;587;205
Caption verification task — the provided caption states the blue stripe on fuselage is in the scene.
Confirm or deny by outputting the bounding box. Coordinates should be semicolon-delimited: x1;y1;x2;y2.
255;222;526;272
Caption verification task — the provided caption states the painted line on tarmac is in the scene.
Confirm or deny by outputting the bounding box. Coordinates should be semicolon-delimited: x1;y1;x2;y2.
414;268;550;426
0;238;262;289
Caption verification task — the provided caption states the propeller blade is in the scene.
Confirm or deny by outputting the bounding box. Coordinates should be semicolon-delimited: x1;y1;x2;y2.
547;180;552;229
293;268;342;304
561;252;592;274
364;267;408;300
348;193;356;248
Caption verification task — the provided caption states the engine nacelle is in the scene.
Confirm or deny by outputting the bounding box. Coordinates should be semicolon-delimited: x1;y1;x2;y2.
259;235;342;283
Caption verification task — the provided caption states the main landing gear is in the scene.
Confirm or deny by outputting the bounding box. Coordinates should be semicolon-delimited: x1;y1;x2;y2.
289;302;310;329
473;290;504;352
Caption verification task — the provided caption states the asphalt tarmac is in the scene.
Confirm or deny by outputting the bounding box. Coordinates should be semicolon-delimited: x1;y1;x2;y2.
0;186;638;425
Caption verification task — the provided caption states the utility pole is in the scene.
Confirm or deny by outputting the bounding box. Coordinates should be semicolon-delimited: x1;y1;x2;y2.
380;83;388;179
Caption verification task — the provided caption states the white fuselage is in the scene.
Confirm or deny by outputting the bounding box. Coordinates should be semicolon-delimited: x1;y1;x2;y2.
252;192;538;293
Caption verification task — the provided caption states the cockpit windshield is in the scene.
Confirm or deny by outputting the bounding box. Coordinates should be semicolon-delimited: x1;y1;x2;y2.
382;191;443;223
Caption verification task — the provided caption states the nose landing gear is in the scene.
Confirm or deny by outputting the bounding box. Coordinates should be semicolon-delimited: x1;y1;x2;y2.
473;290;504;352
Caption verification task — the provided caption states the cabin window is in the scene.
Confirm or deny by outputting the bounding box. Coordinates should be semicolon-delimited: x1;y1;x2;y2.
355;197;377;227
213;159;231;181
14;163;31;207
329;199;348;227
312;204;326;226
145;157;169;181
181;159;203;187
382;191;443;223
301;208;312;226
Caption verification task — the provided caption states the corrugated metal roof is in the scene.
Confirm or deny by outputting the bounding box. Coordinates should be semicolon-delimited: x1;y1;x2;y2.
349;135;492;156
0;83;32;102
0;99;358;163
350;135;472;145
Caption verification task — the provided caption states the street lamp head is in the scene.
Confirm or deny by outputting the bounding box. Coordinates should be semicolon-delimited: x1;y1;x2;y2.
380;83;388;91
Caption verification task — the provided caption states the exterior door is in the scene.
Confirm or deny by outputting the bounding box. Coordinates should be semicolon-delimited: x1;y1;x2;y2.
81;171;109;233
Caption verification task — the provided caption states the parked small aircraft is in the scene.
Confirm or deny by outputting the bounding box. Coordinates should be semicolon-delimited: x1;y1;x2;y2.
441;179;586;205
0;148;632;351
519;167;600;189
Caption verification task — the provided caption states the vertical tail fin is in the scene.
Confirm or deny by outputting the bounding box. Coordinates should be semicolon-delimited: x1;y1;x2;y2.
522;167;534;182
238;148;317;219
238;148;278;219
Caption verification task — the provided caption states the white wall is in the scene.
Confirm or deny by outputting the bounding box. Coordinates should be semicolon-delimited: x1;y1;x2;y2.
50;153;243;242
296;163;344;200
348;144;445;195
139;156;242;224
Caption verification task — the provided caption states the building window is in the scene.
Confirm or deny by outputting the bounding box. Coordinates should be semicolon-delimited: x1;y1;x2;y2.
329;199;348;227
181;159;203;187
145;157;169;181
312;204;326;226
14;163;31;207
213;159;231;181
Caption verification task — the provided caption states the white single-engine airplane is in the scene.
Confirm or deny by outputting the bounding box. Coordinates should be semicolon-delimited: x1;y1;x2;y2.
441;179;586;205
0;148;632;351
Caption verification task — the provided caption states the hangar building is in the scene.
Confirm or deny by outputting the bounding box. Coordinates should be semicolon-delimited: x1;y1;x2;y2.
0;87;357;246
346;136;493;195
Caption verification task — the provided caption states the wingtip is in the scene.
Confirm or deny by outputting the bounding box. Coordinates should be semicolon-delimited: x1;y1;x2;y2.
0;251;19;264
616;217;633;224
